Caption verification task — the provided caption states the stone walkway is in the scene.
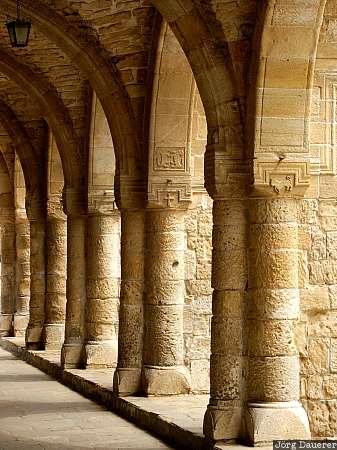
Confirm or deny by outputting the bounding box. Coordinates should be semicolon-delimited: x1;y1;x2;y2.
0;347;173;450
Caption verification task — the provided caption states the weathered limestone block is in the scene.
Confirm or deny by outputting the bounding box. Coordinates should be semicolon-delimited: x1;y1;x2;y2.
84;212;120;368
143;209;190;395
42;217;67;350
61;215;86;368
0;223;15;337
246;197;310;444
113;210;144;395
203;200;247;441
14;219;30;337
25;219;46;349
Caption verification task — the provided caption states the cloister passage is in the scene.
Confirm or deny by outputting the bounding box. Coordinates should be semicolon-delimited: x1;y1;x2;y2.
1;0;337;447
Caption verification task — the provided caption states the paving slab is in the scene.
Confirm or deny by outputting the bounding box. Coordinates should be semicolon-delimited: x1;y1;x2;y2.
0;347;173;450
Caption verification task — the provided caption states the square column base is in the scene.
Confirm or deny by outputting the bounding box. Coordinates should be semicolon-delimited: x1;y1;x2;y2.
42;324;65;350
83;341;117;368
142;365;191;395
61;343;83;369
113;367;142;396
13;314;29;337
203;404;243;441
245;401;311;445
0;314;13;336
25;325;43;349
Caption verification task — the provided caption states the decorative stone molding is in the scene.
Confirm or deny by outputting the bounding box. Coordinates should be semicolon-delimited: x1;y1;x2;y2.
87;189;117;215
204;145;249;200
252;161;310;197
147;181;191;209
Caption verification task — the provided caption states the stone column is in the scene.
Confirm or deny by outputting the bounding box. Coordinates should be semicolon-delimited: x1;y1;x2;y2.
14;217;30;337
84;211;120;368
61;188;86;368
113;209;145;395
142;209;190;395
42;215;67;350
0;223;15;336
25;214;46;349
203;199;247;441
245;197;310;444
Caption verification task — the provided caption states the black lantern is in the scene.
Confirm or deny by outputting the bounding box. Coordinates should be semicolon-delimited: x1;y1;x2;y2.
6;0;31;48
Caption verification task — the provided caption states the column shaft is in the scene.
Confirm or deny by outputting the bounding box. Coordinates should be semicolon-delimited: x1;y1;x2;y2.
14;219;30;336
61;215;86;368
25;219;46;349
84;212;120;368
0;223;15;336
246;197;310;444
113;209;145;395
143;209;190;395
203;199;247;441
42;218;67;350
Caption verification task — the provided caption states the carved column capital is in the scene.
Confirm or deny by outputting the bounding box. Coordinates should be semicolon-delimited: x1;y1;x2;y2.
204;144;249;200
251;160;310;198
62;186;87;217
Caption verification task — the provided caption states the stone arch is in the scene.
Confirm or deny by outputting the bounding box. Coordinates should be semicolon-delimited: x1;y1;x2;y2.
1;0;143;188
0;149;13;213
147;21;211;393
248;0;327;195
0;49;82;189
0;100;42;200
151;0;246;199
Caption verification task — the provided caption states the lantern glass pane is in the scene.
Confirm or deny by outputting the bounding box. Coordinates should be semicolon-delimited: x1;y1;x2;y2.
15;22;31;46
6;20;31;47
6;22;16;46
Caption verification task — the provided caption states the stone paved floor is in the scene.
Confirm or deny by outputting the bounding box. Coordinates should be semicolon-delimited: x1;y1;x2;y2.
0;347;174;450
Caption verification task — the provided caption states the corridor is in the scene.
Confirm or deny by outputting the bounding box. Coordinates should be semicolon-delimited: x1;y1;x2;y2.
0;347;173;450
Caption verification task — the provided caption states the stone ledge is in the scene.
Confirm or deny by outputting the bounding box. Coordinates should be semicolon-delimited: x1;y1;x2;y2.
0;338;269;450
0;337;207;450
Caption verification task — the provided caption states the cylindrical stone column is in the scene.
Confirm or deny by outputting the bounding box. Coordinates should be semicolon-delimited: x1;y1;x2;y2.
14;218;30;337
245;197;310;444
203;199;247;441
84;211;120;368
61;214;86;368
25;218;46;349
113;209;145;395
42;217;67;350
0;223;15;337
142;209;190;395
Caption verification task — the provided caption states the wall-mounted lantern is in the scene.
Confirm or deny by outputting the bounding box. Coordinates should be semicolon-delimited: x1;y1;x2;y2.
6;0;31;48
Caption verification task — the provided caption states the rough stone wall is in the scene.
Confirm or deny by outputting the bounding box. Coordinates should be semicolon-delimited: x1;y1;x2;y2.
298;69;337;438
184;195;212;393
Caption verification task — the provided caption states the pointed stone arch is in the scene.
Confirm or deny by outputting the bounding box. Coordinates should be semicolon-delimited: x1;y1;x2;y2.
1;0;144;198
0;49;82;190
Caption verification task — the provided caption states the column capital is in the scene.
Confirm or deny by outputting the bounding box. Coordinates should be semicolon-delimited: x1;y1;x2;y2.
87;189;118;216
25;189;45;222
62;186;87;217
250;160;310;198
204;144;249;200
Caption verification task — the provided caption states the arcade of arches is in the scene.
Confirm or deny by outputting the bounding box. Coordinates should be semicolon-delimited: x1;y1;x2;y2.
2;0;337;446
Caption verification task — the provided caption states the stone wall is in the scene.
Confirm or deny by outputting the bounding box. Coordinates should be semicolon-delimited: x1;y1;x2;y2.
298;70;337;437
184;194;212;393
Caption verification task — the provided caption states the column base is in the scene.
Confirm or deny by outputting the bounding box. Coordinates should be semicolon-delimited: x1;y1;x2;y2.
203;402;243;441
142;365;191;396
25;325;43;349
245;401;311;445
61;342;83;369
113;367;142;396
13;314;29;337
42;324;65;350
0;314;13;337
83;341;117;368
